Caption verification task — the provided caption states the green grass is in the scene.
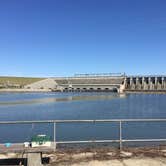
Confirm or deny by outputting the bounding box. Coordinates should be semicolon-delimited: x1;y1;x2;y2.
0;76;45;86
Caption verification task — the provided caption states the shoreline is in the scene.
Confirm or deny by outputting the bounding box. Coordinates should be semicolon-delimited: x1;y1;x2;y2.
1;146;166;165
0;88;166;94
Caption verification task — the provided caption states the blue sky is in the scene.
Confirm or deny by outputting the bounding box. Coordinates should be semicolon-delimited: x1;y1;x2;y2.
0;0;166;77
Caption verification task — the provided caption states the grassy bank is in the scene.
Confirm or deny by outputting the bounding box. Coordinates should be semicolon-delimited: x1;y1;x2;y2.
0;76;44;86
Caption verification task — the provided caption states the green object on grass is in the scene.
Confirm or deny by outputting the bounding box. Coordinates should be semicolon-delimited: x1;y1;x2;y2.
31;135;51;145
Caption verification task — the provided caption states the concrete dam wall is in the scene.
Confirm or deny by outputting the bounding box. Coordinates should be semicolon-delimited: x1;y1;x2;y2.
25;75;166;93
125;76;166;91
55;76;125;92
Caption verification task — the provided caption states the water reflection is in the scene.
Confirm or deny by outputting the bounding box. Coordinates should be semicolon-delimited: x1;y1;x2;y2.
0;93;126;106
0;93;166;145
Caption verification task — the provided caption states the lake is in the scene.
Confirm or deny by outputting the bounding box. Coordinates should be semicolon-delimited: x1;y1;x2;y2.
0;92;166;147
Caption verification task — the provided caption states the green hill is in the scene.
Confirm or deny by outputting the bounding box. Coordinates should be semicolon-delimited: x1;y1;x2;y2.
0;77;44;86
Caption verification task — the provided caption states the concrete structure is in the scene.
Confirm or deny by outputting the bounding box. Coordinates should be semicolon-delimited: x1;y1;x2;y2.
125;76;166;91
25;74;166;93
54;76;125;93
27;153;43;166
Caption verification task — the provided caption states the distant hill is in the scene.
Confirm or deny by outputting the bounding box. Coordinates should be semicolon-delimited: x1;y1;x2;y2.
0;76;45;86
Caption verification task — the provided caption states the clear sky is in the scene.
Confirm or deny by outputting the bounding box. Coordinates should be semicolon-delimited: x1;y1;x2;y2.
0;0;166;77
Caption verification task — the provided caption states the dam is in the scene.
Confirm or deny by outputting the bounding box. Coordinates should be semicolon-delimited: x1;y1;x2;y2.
54;73;125;93
25;73;166;93
125;76;166;91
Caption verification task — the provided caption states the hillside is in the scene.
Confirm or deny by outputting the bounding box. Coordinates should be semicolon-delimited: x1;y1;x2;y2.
0;76;44;86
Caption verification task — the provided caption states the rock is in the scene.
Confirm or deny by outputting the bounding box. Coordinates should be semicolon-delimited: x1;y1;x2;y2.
7;153;18;158
0;153;20;159
72;152;94;160
120;151;133;157
107;152;114;156
0;154;8;159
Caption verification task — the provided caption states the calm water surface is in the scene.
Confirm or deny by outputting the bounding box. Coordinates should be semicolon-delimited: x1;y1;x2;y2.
0;92;166;145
